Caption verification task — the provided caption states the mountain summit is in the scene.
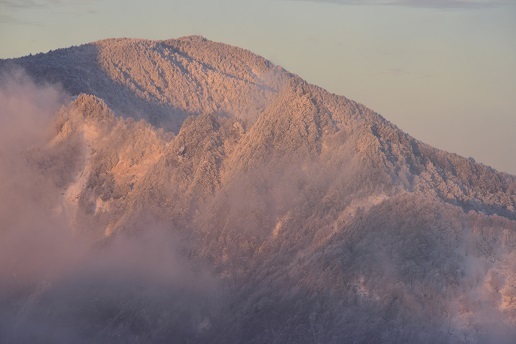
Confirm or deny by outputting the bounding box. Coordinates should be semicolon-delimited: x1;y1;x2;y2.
0;37;514;343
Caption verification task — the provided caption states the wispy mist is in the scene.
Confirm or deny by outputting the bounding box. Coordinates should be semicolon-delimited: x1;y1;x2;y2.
0;70;220;343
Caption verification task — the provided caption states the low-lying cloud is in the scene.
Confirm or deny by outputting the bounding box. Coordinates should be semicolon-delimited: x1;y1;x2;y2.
0;70;221;343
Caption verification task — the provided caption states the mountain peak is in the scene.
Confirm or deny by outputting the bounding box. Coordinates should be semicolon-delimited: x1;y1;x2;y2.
1;37;515;343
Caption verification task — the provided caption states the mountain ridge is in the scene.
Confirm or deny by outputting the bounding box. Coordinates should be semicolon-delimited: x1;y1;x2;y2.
0;36;515;343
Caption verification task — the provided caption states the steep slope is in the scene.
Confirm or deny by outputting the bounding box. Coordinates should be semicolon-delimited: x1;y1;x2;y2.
0;37;515;343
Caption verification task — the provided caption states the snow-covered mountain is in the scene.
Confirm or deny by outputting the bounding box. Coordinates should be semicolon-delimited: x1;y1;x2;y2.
0;36;514;343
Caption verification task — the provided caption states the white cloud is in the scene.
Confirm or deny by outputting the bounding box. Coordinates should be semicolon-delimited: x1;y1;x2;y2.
292;0;507;9
0;0;60;8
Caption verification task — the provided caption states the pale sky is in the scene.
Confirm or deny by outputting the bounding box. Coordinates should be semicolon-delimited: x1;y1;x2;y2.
1;0;515;174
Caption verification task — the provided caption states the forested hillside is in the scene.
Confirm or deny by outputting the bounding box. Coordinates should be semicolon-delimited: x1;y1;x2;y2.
0;36;514;343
